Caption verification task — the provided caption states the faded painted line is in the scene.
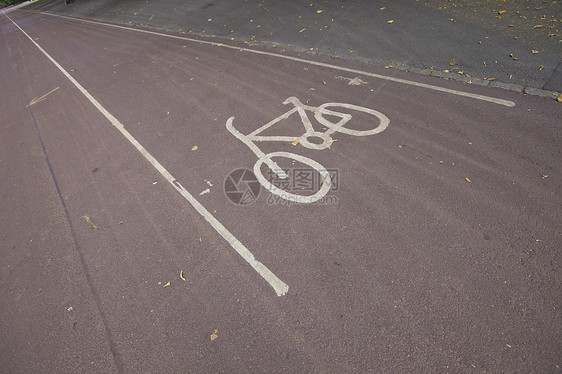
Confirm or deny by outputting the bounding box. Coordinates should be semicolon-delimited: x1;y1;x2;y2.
31;11;515;107
4;11;289;297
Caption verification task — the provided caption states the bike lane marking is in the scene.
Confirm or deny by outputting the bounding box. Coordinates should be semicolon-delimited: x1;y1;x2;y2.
226;97;391;203
27;11;515;107
3;10;289;297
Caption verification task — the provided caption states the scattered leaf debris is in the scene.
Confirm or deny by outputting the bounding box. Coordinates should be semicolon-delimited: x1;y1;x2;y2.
81;216;97;230
210;329;219;341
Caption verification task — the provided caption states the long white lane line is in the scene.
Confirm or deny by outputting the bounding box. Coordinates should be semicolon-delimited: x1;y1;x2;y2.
30;11;515;107
4;11;289;297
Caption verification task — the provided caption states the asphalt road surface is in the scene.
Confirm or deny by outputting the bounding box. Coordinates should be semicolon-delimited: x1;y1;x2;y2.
23;0;562;93
1;8;561;374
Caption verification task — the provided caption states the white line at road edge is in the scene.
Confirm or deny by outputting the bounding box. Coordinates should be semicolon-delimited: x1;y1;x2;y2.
33;11;515;107
3;11;289;297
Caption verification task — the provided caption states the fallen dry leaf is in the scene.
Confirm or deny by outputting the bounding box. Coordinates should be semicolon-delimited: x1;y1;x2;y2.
465;177;472;183
532;50;539;54
291;140;301;146
180;271;186;281
82;216;97;230
163;281;171;288
210;329;219;341
387;20;394;24
557;95;562;103
191;145;198;151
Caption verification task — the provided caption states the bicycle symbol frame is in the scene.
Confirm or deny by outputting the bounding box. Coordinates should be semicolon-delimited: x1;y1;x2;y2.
226;96;390;203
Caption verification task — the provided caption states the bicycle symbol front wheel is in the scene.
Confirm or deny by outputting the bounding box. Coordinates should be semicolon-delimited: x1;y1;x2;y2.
315;103;390;136
253;151;332;204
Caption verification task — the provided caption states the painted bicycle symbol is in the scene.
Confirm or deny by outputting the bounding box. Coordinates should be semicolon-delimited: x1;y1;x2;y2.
226;96;390;203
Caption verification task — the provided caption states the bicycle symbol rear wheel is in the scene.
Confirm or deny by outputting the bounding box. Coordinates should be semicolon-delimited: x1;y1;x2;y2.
253;151;332;203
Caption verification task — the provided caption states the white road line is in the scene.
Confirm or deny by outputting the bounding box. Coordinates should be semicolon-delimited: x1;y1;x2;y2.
30;11;515;107
4;11;289;297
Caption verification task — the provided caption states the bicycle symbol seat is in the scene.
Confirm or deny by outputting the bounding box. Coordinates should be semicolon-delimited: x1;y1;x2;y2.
226;96;390;203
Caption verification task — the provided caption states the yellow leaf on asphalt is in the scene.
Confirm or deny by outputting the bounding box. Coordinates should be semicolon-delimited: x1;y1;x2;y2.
387;20;394;24
316;10;322;13
498;10;507;15
291;140;300;146
465;177;472;183
163;281;171;288
210;329;219;341
557;95;562;103
191;145;198;151
532;50;539;54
